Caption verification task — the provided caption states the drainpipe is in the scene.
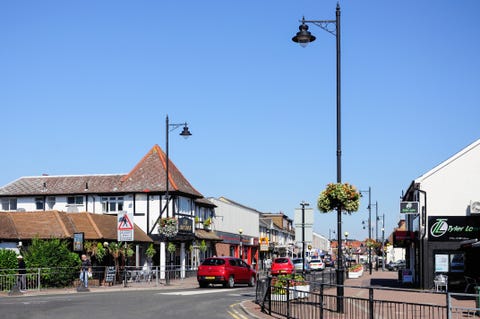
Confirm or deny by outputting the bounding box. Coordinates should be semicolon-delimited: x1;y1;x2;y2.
416;185;427;290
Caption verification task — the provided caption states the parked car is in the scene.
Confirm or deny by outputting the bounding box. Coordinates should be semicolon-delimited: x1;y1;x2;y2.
197;257;256;288
386;260;406;271
292;258;310;273
309;258;326;271
323;255;335;267
270;257;294;275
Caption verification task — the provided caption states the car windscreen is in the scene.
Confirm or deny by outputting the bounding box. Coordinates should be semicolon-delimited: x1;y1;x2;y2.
202;258;226;266
275;258;290;264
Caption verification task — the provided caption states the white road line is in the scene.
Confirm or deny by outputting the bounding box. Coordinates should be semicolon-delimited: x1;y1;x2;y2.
157;289;241;296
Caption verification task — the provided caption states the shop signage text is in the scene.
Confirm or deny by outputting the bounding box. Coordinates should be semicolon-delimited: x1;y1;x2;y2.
178;217;193;233
400;201;419;214
428;216;480;241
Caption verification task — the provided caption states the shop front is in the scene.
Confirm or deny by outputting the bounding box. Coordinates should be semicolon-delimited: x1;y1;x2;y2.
214;231;259;269
424;216;480;291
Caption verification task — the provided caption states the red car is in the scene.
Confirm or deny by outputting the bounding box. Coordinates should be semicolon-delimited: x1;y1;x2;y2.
197;257;256;288
270;257;294;275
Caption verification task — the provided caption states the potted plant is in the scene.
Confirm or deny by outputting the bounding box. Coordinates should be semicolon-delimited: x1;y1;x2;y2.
203;218;212;230
158;217;178;238
195;216;203;229
348;264;364;279
271;274;310;301
317;183;360;214
146;243;156;260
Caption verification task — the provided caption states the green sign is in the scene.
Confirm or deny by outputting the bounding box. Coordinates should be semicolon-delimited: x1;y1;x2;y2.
400;201;419;214
428;216;480;241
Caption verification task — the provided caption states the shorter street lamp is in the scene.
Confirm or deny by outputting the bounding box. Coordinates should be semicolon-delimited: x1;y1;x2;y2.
344;232;349;268
300;201;309;276
360;187;373;275
239;228;243;260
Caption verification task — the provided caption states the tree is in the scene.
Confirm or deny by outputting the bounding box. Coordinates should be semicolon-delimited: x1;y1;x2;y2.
25;238;80;287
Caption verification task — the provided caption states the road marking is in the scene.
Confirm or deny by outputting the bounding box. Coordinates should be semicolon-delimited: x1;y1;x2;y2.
157;289;240;296
228;303;248;319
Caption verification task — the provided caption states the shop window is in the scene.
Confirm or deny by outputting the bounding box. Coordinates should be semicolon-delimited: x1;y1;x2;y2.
450;254;465;273
434;252;465;273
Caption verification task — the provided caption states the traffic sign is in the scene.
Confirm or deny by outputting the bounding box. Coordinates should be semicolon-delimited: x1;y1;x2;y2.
117;212;134;241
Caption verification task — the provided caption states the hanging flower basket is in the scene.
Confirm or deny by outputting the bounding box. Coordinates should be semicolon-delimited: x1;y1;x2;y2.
317;183;360;214
158;217;178;238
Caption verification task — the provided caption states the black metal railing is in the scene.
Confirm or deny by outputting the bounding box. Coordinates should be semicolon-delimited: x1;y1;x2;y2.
0;265;197;292
256;274;452;319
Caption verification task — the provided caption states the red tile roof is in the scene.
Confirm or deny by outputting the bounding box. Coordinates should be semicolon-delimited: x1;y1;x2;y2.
0;211;152;242
0;145;203;198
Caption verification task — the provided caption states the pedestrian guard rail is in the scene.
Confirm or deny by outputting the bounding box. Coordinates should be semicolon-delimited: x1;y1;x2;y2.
0;265;197;292
256;271;480;319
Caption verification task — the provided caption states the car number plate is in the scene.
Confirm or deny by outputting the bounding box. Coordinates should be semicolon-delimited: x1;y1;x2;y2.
205;276;215;280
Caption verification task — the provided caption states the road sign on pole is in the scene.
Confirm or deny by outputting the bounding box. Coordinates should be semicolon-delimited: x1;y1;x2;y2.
117;212;134;241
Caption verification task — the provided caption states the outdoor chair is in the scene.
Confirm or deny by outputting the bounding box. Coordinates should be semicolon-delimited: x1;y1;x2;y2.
434;274;447;292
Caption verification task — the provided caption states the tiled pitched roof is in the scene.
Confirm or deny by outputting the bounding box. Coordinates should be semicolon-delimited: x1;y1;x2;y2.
0;145;203;198
0;175;124;196
0;211;152;242
119;145;202;197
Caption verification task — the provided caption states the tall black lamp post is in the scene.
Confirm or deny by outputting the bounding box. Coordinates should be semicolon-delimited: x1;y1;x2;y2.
292;3;343;312
360;187;373;275
164;114;191;285
300;201;309;276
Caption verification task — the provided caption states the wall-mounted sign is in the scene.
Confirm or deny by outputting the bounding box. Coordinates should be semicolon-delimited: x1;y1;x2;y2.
428;216;480;241
400;201;419;214
73;232;84;252
178;217;193;233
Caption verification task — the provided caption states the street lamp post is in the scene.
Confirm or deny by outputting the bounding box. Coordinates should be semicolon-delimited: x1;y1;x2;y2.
164;114;191;286
239;228;243;260
360;187;373;275
300;201;309;276
165;115;192;218
292;4;343;312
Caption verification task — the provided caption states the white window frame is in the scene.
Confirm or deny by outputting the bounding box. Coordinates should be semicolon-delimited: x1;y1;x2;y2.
101;196;124;213
1;198;17;211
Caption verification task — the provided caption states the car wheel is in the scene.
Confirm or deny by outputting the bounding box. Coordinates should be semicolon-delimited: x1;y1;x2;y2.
199;281;209;288
248;276;255;287
226;275;235;288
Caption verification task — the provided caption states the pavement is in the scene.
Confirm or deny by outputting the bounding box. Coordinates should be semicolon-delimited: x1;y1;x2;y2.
1;270;477;319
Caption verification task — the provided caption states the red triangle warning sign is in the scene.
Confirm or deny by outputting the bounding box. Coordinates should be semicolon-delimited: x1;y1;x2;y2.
118;213;134;230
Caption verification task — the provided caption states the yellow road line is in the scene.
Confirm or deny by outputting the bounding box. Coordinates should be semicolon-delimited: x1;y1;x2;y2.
228;303;248;319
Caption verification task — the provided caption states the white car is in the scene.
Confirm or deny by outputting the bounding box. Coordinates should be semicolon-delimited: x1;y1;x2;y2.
309;258;326;271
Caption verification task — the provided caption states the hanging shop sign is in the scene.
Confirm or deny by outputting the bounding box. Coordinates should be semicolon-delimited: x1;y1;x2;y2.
259;237;269;252
400;201;419;214
428;216;480;241
178;217;193;234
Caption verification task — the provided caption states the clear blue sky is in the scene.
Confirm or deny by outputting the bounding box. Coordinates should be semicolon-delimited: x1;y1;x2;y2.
1;1;479;241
